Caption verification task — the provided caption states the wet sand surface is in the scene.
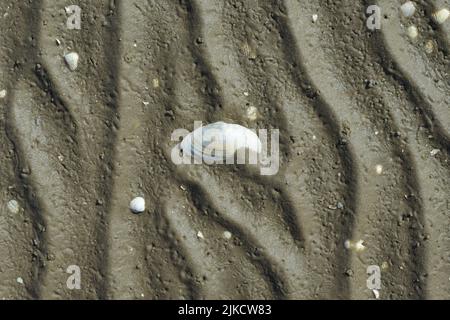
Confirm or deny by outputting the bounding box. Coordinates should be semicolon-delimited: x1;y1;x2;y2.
0;0;449;299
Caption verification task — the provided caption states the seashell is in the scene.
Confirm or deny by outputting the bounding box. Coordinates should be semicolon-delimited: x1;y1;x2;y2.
424;39;435;53
407;25;418;39
179;122;262;163
400;1;416;17
223;231;232;239
0;89;6;99
375;164;383;175
344;239;366;252
430;148;440;156
130;196;145;213
64;52;79;71
7;199;20;213
197;231;205;239
246;106;258;121
432;8;449;24
312;14;318;23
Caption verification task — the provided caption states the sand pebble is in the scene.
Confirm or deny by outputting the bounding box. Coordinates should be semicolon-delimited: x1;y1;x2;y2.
433;8;449;24
400;1;416;17
223;231;232;239
7;200;20;214
130;196;145;213
64;52;79;71
0;89;6;99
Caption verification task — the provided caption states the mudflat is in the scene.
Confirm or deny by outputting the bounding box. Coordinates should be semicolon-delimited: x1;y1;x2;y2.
0;0;449;299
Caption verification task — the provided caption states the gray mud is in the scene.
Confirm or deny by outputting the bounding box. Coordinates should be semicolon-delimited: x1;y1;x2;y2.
0;0;449;299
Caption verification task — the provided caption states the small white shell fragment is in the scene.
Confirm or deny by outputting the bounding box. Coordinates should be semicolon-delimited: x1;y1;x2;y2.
243;91;249;96
16;277;24;284
64;52;79;71
55;39;61;46
344;239;352;249
312;14;318;22
344;239;366;252
0;89;6;99
430;149;440;156
400;1;416;17
246;106;258;121
152;78;159;88
197;231;204;239
375;164;383;175
425;40;435;53
223;231;232;239
407;25;418;39
129;196;145;213
7;200;20;214
372;289;380;299
354;240;366;252
433;8;450;24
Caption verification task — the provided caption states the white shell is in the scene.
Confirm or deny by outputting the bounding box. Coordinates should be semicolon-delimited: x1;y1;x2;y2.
430;149;440;156
375;164;383;174
433;8;450;24
407;25;418;39
0;89;6;99
130;197;145;213
246;106;258;121
344;240;351;249
64;52;79;71
7;200;20;214
400;1;416;17
180;122;262;163
312;14;318;23
197;231;204;239
223;231;232;239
